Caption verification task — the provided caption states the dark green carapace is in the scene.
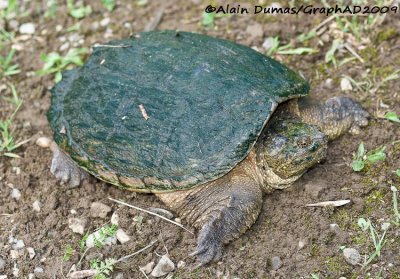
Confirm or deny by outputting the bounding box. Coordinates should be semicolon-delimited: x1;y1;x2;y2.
48;30;309;192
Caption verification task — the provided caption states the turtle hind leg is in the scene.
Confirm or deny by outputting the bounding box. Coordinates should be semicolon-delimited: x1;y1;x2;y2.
50;142;88;187
292;96;369;140
156;172;262;265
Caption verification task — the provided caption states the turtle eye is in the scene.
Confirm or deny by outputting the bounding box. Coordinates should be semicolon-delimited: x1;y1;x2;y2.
296;136;312;148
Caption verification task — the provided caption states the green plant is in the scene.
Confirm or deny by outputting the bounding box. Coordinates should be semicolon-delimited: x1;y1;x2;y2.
93;224;118;248
296;30;317;43
0;0;17;19
90;258;116;279
325;39;342;67
343;69;400;95
0;28;14;45
352;143;386;172
396;169;400;177
44;0;57;18
266;36;316;56
79;232;89;252
0;48;21;79
101;0;116;12
385;111;400;123
63;244;74;261
202;11;215;27
0;102;28;158
37;48;89;82
357;218;389;266
2;83;21;106
67;0;91;19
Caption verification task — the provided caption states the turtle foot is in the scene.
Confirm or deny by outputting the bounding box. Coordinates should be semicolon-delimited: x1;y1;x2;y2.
327;96;369;136
189;176;262;265
50;143;88;187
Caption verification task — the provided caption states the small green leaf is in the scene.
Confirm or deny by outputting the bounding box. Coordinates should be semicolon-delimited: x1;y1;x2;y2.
352;160;365;172
356;142;365;159
55;72;62;83
396;169;400;177
4;152;20;158
366;146;386;163
101;0;116;11
202;12;215;26
385;111;400;123
357;218;369;231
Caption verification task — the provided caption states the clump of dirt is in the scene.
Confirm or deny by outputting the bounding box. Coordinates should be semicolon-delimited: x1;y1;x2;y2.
1;1;400;278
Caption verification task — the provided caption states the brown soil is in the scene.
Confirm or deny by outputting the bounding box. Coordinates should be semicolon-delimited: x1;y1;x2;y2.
1;1;400;278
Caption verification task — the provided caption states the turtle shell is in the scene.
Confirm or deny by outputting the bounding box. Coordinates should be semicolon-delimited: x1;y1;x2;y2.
48;30;309;192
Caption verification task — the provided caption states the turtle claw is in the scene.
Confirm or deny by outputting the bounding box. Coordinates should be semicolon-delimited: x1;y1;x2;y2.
191;216;225;265
50;143;87;187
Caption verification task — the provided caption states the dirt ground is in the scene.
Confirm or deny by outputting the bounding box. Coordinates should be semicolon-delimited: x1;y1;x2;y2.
1;0;400;278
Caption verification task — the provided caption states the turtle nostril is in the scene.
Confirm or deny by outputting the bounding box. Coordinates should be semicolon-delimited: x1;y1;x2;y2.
297;136;312;148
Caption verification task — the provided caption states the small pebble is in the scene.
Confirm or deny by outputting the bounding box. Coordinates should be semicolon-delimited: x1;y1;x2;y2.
140;261;154;274
329;223;340;233
262;37;275;50
32;200;41;212
324;78;334;89
11;188;21;200
90;202;111;218
111;212;119;225
343;248;361;265
298;239;307;249
86;231;117;248
12;239;25;250
177;260;185;269
27;247;36;259
56;25;63;32
12;167;21;175
68;218;87;235
151;255;175;277
100;17;110;27
59;42;70;52
271;256;282;270
174;218;181;224
10;250;19;259
35;137;51;148
0;257;5;271
116;229;130;244
0;276;7;279
12;265;19;277
340;77;353;91
19;22;35;34
28;274;35;279
34;267;44;273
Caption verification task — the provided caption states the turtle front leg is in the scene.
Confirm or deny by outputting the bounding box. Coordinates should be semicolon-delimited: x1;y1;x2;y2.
291;96;369;140
156;172;262;265
50;142;88;187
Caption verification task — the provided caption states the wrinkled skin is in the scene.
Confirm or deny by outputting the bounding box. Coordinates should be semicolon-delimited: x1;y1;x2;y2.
50;96;369;265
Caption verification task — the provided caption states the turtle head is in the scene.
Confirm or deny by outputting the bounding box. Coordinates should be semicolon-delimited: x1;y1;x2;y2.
257;114;327;189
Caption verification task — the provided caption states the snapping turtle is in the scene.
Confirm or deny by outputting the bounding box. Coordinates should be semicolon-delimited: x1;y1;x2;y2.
48;30;368;264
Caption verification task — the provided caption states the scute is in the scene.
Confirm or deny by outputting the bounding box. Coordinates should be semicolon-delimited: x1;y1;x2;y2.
48;30;309;192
